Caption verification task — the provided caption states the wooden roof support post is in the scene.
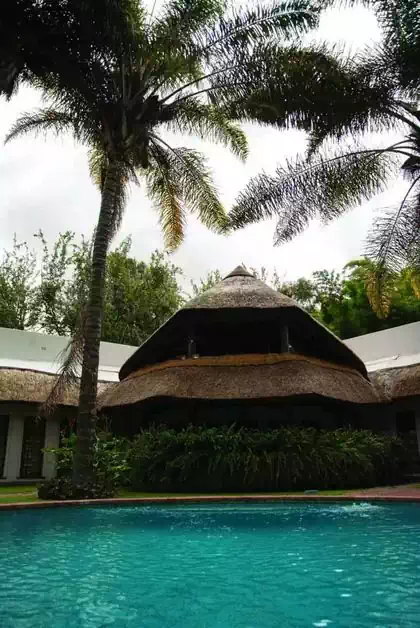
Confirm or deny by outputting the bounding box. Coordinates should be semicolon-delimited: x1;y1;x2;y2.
281;325;289;353
187;337;197;358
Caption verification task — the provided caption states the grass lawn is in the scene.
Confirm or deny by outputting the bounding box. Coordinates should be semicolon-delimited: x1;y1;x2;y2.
0;485;39;504
0;485;38;494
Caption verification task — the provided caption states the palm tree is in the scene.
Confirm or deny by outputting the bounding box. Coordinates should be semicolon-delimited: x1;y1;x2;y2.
230;0;420;311
4;0;332;484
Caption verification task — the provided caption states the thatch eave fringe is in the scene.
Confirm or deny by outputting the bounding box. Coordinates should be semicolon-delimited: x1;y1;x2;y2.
100;353;379;409
0;367;112;408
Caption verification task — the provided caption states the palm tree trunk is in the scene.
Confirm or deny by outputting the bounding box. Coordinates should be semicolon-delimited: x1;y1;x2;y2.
72;162;120;483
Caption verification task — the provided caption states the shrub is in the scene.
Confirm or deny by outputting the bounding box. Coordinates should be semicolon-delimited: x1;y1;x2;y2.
38;477;116;500
40;432;132;499
48;433;77;478
130;425;407;493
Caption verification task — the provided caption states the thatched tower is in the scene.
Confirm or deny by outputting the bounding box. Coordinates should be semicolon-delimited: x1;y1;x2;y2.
99;266;379;433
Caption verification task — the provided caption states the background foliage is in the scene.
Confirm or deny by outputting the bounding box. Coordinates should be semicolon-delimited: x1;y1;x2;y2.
40;425;408;496
45;432;132;493
195;261;420;338
130;425;406;492
0;233;183;345
1;233;419;341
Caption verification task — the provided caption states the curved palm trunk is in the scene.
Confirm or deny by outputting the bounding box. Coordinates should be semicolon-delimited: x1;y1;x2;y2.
72;163;121;483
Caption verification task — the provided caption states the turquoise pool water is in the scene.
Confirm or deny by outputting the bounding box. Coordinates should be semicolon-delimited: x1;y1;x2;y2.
1;502;420;627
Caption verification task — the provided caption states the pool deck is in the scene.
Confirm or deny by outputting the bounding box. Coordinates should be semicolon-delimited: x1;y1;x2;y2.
1;485;420;510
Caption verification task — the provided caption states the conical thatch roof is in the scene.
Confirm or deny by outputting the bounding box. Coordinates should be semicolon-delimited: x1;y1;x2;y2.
184;265;297;310
120;265;368;380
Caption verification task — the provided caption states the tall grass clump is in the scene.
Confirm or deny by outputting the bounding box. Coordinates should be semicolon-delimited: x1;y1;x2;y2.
131;425;406;492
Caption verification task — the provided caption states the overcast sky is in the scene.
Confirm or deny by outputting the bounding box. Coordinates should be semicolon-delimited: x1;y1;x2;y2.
0;3;406;286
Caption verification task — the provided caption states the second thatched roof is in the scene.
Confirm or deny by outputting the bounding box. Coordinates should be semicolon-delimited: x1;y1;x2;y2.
99;353;379;409
370;364;420;402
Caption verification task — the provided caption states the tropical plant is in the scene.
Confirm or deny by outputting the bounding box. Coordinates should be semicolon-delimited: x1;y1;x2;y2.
131;424;407;492
5;0;338;484
230;0;420;312
43;431;132;488
38;477;117;500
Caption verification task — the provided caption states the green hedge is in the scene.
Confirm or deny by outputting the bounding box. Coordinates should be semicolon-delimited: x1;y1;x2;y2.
130;425;407;492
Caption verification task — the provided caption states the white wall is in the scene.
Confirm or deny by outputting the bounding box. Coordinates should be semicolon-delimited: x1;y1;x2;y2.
1;407;60;482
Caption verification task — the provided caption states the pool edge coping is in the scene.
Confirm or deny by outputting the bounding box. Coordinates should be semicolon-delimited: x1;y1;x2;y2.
2;494;420;510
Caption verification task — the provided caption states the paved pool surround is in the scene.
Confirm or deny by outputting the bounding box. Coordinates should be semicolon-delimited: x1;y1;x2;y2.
2;487;420;510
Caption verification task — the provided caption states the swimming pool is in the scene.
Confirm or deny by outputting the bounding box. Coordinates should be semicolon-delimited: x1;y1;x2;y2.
1;502;419;627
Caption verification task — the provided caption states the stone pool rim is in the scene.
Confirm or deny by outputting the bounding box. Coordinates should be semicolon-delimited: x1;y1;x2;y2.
2;493;420;510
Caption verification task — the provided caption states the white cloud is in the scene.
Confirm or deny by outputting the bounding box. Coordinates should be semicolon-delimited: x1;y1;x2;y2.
0;3;407;287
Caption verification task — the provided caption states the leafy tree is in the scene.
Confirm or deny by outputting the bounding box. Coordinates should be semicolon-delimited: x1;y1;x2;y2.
336;260;420;337
102;244;183;346
0;232;183;345
36;233;183;345
191;270;223;297
289;260;420;338
275;276;317;311
0;237;38;330
33;231;91;337
230;0;420;307
4;0;332;481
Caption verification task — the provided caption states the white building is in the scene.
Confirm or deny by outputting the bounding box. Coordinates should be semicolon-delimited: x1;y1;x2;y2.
0;327;135;483
1;321;420;483
345;321;420;452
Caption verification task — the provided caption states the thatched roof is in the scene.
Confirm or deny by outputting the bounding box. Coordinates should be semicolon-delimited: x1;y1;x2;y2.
120;266;368;379
99;353;379;409
370;364;420;401
0;367;111;408
186;265;297;310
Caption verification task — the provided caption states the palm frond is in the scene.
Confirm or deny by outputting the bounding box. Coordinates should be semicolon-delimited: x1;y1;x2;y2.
198;1;320;58
153;2;321;106
304;49;403;157
108;162;131;241
230;147;397;244
40;311;86;416
146;0;222;86
88;147;109;190
211;42;396;141
88;150;130;241
362;175;420;316
373;0;420;92
409;268;420;299
364;266;395;319
152;0;223;42
365;180;420;274
165;99;248;161
5;108;76;144
150;136;229;240
147;143;185;251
